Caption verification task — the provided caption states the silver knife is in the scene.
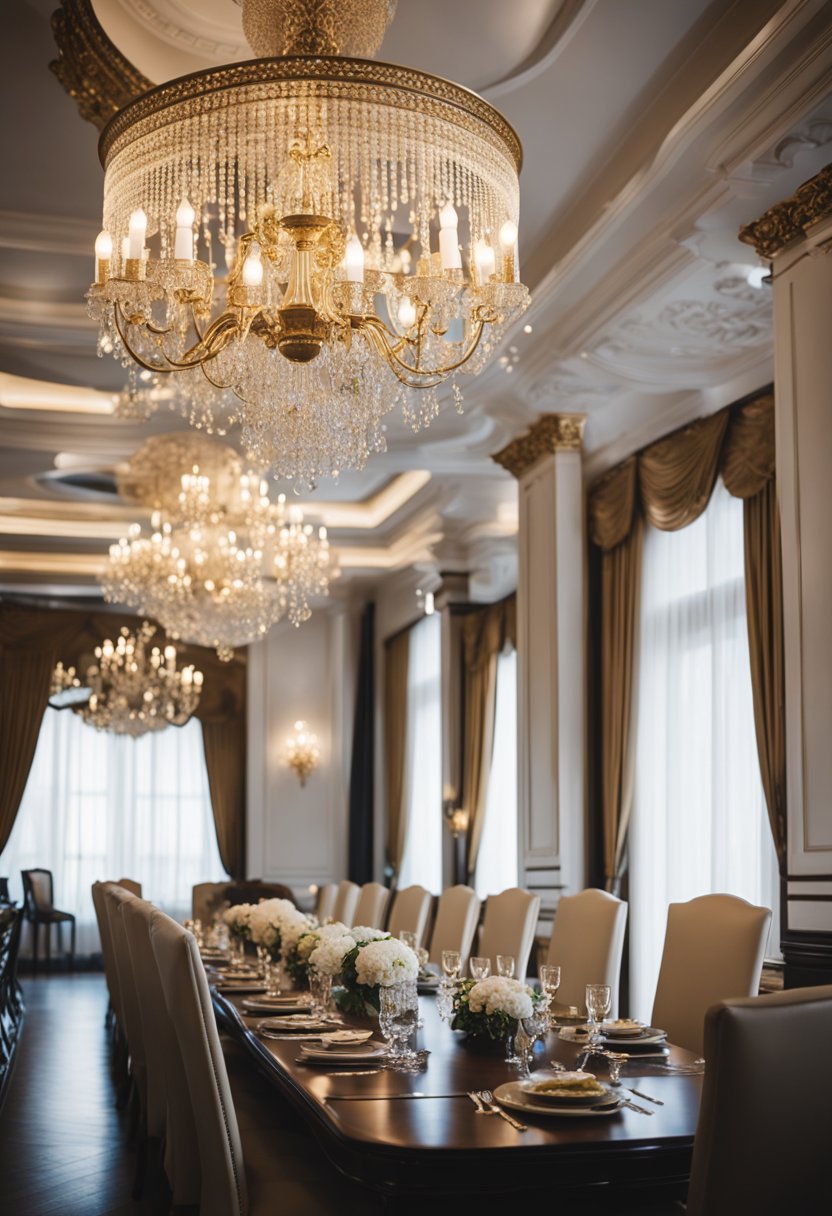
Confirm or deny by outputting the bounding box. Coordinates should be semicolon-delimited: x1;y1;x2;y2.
618;1095;653;1115
627;1087;664;1106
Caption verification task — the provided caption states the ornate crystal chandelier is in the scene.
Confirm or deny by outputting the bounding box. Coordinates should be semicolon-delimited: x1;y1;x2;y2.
102;434;335;659
50;622;203;737
87;0;529;487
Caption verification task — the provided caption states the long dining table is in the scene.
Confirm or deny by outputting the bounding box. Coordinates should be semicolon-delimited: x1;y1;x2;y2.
212;984;703;1204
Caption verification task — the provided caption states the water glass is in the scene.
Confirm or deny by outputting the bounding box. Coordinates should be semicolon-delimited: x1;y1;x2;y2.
585;983;611;1042
496;954;515;978
441;950;460;979
469;956;491;980
265;960;283;998
309;969;332;1017
379;981;419;1066
415;946;430;971
539;964;561;1026
399;930;417;950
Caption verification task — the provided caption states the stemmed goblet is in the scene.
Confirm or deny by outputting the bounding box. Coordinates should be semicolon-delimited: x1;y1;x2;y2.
496;955;515;978
469;956;491;980
585;983;612;1048
539;964;561;1028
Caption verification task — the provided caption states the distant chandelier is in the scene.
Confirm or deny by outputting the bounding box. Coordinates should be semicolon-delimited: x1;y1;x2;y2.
87;0;529;488
102;434;335;659
50;622;203;737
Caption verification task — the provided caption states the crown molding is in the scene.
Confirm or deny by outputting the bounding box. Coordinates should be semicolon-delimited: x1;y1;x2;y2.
739;160;832;256
493;412;586;479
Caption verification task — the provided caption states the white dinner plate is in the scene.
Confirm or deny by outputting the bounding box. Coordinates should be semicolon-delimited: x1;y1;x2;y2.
600;1020;648;1038
299;1040;389;1063
216;968;262;981
256;1015;334;1033
493;1081;622;1118
598;1027;668;1048
242;996;312;1014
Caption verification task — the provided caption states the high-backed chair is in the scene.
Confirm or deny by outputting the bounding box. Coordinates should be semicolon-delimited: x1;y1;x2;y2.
314;883;338;922
352;882;390;930
21;868;75;972
91;880;120;1023
651;893;771;1055
122;896;201;1208
148;908;364;1215
687;985;832;1215
193;880;230;924
386;885;433;948
115;877;142;897
477;887;540;979
546;888;628;1017
224;880;296;906
331;880;360;926
428;885;481;970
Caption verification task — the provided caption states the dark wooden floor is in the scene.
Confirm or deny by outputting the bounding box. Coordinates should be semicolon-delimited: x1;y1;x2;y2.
0;973;159;1216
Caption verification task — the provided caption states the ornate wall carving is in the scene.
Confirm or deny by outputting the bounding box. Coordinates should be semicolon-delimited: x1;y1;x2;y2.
493;413;585;480
50;0;152;132
739;162;832;259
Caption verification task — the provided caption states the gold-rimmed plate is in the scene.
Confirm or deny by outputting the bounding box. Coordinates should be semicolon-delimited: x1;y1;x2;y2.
493;1081;621;1118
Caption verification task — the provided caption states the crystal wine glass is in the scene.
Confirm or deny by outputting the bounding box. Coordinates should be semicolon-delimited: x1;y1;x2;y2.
380;981;419;1069
496;954;515;978
539;964;561;1027
309;969;332;1017
585;983;611;1046
399;930;417;950
469;956;491;980
441;950;460;979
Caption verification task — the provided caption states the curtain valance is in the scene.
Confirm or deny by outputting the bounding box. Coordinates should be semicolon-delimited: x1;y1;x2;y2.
462;594;516;671
589;394;775;551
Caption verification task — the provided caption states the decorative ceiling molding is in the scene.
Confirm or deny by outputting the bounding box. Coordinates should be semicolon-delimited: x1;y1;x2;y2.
739;160;832;256
0;210;100;257
493;412;585;479
484;0;597;99
0;373;115;414
50;0;152;131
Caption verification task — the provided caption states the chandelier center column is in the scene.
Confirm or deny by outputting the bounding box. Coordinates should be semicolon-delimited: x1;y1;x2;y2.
494;413;587;927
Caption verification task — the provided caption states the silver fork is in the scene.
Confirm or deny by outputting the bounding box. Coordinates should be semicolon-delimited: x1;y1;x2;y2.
478;1089;528;1132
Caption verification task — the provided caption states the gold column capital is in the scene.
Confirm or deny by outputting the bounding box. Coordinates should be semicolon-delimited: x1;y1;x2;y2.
492;413;585;480
739;161;832;260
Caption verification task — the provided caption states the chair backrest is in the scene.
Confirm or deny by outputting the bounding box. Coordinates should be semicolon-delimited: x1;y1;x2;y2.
477;887;541;979
150;906;248;1216
92;880;122;1022
192;881;230;924
546;888;628;1017
103;885;150;1118
122;896;200;1204
386;885;433;948
428;885;481;969
331;880;360;926
224;880;296;906
116;877;142;897
314;883;339;922
687;985;832;1216
21;868;54;915
352;882;390;930
651;893;771;1055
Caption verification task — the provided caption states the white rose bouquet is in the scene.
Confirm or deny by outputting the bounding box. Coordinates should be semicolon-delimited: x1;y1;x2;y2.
450;976;544;1042
337;932;419;1014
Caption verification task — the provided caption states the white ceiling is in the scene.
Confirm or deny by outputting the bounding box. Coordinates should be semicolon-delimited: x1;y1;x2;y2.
1;0;831;605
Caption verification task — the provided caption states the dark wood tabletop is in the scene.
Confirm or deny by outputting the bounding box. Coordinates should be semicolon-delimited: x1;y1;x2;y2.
213;985;702;1200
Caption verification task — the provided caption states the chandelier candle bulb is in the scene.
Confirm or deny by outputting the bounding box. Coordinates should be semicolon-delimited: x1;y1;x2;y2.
398;296;417;329
499;220;518;281
474;238;496;285
242;243;263;287
127;209;147;260
94;230;112;283
344;234;365;283
174;198;196;261
439;202;462;270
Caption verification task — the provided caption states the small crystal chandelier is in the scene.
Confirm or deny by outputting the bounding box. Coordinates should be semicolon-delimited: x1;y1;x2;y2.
102;435;335;659
86;0;529;487
50;622;203;737
282;720;320;787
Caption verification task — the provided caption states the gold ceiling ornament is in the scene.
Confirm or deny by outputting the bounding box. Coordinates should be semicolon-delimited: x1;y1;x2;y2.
241;0;397;58
102;435;336;660
493;412;586;479
281;719;321;786
86;0;529;489
50;0;152;132
49;621;203;737
739;161;832;259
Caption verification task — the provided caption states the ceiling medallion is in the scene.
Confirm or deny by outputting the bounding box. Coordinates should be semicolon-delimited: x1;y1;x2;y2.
102;434;336;659
86;0;529;488
50;622;203;736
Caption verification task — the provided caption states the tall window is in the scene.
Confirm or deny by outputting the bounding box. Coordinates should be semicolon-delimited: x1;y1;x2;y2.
629;479;779;1020
398;614;442;891
2;708;224;954
475;647;519;898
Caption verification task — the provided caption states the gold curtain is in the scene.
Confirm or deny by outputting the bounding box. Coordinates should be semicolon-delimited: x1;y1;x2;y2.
0;605;247;875
384;629;410;875
589;392;784;884
461;595;517;878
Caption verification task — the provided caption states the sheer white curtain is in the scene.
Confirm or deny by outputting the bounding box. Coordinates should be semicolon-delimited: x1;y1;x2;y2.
1;708;224;954
398;614;442;892
629;479;779;1020
475;647;519;898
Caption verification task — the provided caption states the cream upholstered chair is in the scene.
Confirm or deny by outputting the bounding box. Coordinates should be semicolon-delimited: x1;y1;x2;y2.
386;885;433;947
546;888;628;1017
331;879;360;926
149;907;364;1215
91;880;120;1021
314;882;338;922
192;880;229;924
428;885;481;969
352;881;391;930
115;877;142;897
122;896;201;1208
651;893;771;1055
477;887;541;979
687;985;832;1215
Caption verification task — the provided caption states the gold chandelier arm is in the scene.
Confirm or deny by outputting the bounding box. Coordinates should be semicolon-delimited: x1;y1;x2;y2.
360;313;489;384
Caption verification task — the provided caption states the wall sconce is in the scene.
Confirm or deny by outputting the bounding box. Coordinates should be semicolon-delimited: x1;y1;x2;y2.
282;720;320;787
444;801;469;838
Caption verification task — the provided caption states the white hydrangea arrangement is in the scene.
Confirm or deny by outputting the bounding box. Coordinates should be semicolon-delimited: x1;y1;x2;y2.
222;902;255;940
247;898;308;961
337;930;419;1014
307;926;357;978
451;976;544;1042
349;925;390;943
